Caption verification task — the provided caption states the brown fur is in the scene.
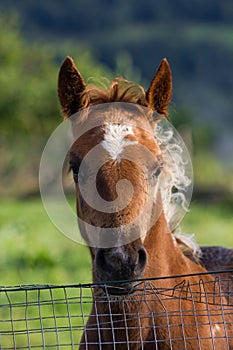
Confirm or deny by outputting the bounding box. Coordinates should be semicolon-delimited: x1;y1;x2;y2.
58;56;170;116
58;56;233;349
146;58;172;114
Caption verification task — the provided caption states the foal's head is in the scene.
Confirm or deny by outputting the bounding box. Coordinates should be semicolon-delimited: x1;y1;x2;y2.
58;57;172;292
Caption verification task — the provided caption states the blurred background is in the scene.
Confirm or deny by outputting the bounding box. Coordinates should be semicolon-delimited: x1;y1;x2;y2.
0;0;232;286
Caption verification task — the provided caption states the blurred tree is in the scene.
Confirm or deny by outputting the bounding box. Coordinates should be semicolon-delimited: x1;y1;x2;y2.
0;8;232;196
0;14;57;135
0;14;112;136
0;13;112;196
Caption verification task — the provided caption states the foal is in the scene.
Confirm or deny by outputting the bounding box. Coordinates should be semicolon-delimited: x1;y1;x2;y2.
58;56;233;349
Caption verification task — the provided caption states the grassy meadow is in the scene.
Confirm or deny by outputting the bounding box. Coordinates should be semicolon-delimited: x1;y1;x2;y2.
0;195;232;347
0;197;232;287
0;198;91;286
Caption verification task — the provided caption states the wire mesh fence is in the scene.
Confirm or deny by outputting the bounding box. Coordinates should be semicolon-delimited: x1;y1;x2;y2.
1;271;233;349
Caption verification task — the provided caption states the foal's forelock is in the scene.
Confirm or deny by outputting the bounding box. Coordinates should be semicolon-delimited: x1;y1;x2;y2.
80;79;147;109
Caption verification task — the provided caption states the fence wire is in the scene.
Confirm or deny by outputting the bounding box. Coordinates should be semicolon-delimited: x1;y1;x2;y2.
0;271;233;349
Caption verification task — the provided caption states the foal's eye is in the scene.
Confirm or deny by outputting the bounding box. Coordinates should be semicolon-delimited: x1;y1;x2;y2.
72;170;79;181
152;166;162;178
69;161;80;182
69;165;79;181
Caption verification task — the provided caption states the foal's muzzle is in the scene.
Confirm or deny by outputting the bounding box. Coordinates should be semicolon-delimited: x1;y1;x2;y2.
94;244;147;293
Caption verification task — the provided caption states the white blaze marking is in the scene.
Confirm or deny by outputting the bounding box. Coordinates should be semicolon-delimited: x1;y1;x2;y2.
101;123;138;160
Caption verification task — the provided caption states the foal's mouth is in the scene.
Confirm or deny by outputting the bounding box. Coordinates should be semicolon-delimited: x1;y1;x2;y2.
102;282;139;296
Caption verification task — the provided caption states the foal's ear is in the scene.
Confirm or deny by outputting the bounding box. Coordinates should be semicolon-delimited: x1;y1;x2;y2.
146;58;172;115
58;56;86;119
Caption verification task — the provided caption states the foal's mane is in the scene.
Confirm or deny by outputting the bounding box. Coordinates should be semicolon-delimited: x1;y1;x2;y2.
81;78;148;108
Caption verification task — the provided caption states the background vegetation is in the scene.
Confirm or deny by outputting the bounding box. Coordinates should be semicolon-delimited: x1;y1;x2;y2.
0;1;232;288
0;198;232;286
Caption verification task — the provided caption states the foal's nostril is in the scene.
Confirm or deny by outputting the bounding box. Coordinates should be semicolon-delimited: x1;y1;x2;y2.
138;247;147;267
134;247;147;276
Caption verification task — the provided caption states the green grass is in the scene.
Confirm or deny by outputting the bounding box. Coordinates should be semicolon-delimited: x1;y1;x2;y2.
0;197;232;347
0;197;232;287
0;198;93;346
182;200;233;247
0;198;92;286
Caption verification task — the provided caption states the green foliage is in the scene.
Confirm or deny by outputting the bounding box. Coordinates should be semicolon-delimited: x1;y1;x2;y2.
2;0;233;33
0;198;232;287
0;15;56;135
0;14;113;196
0;10;232;196
0;14;112;136
193;152;233;191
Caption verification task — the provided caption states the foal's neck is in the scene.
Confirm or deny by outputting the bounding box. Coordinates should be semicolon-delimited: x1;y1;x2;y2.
143;212;205;278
